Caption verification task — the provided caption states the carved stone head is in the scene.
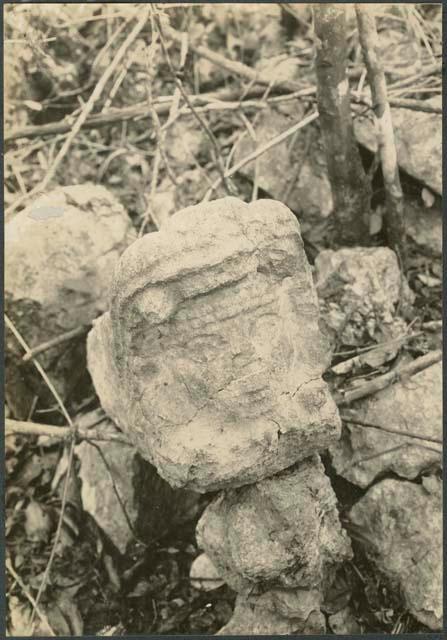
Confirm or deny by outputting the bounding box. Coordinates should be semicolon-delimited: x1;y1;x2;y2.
88;197;340;491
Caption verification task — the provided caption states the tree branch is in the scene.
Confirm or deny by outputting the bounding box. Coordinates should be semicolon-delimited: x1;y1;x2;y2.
6;418;132;445
356;4;406;263
335;350;441;406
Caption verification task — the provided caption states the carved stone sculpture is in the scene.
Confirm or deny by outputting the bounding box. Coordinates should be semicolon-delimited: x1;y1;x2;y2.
88;197;340;492
87;197;350;633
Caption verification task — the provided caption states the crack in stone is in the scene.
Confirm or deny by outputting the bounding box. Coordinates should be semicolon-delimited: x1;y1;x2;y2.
270;418;283;441
292;376;322;398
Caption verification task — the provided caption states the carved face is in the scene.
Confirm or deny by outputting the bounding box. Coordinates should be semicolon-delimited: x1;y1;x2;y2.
90;198;340;491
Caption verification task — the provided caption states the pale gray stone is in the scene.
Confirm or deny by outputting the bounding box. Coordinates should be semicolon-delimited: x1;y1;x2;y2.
217;588;326;635
349;476;442;630
5;184;135;419
406;197;442;257
87;197;340;492
315;247;413;347
196;455;352;593
233;108;334;247
331;363;442;487
76;410;200;554
189;553;225;591
354;96;442;195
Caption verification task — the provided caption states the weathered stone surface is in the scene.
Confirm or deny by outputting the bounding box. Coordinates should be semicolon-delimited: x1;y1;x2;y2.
233;109;333;248
76;410;200;553
190;553;225;591
349;476;442;630
331;363;442;487
196;455;352;593
406;197;442;257
315;247;413;348
217;588;326;635
354;96;442;195
5;184;135;419
87;197;340;492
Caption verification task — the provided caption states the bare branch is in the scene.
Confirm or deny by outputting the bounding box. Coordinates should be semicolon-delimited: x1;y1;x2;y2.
6;418;132;445
6;7;150;216
340;414;442;445
336;350;442;406
202;111;318;202
356;4;406;261
6;559;56;636
22;324;90;362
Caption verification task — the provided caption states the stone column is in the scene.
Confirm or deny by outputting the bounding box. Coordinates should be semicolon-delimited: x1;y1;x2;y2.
87;197;351;633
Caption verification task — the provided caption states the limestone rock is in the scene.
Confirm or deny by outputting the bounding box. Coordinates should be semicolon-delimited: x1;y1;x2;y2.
190;553;225;591
196;455;352;593
349;476;442;630
406;197;442;257
76;411;200;553
87;197;340;492
233;109;333;248
354;96;442;195
217;588;326;635
315;247;413;348
331;363;442;487
5;184;135;419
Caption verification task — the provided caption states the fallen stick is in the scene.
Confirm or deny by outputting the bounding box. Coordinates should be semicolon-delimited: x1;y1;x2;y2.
6;7;151;217
341;441;441;475
335;349;441;406
340;414;442;445
5;86;438;144
4;88;287;143
6;417;132;445
22;324;90;362
203;110;319;201
6;559;56;636
5;314;73;427
384;97;441;114
331;332;422;375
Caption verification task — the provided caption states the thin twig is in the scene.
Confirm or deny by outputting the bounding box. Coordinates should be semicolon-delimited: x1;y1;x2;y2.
335;349;441;406
87;441;146;547
4;87;311;143
386;61;441;92
382;97;441;114
6;7;150;216
203;110;319;202
7;81;436;146
30;439;76;631
140;11;163;235
6;559;56;636
22;324;90;362
331;331;423;375
153;9;232;195
4;314;81;631
340;414;442;445
341;441;441;475
6;418;132;445
5;315;72;425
